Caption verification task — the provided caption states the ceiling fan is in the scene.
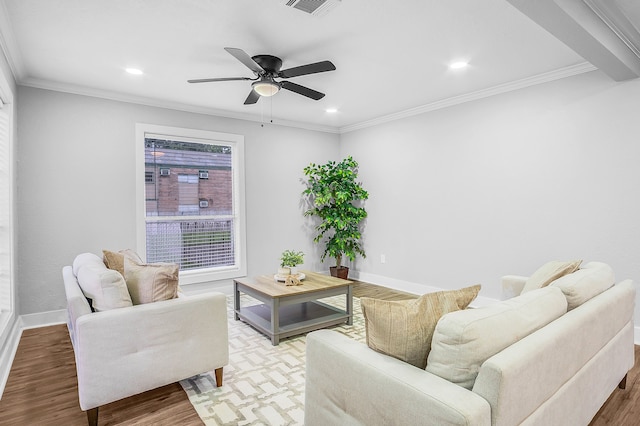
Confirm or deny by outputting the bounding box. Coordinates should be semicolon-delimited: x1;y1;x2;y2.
188;47;336;105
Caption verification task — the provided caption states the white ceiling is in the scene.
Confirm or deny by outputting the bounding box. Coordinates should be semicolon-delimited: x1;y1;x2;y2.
0;0;637;132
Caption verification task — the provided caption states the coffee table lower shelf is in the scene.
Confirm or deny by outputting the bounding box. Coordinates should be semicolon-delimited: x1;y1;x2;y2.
235;301;350;345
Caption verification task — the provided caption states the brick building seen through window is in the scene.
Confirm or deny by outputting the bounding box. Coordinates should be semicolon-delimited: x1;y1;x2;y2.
144;138;235;271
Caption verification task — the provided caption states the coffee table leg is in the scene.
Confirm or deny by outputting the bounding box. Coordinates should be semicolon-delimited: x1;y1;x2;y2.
271;298;280;345
234;281;240;320
347;285;353;325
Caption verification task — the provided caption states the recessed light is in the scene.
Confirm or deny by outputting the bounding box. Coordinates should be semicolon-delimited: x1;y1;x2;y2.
126;68;144;75
449;61;469;70
325;108;338;113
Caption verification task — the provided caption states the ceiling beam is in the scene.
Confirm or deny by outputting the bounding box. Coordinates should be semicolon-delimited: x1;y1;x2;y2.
507;0;640;81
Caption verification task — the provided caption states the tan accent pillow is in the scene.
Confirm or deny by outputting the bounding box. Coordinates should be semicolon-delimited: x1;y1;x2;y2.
102;249;143;277
521;260;582;293
360;285;481;369
123;257;179;305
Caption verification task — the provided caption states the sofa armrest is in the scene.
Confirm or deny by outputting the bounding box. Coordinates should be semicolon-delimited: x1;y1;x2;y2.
501;275;528;299
74;292;228;410
305;330;491;426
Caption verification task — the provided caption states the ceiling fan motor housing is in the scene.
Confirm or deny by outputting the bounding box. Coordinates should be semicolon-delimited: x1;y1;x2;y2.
252;55;283;74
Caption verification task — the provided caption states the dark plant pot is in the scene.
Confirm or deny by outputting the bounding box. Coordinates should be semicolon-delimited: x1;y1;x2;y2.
330;266;349;280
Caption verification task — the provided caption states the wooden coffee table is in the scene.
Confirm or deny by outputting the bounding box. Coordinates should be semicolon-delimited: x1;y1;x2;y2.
233;271;353;345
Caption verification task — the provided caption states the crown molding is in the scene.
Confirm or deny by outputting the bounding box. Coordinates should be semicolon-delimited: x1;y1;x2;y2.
17;62;597;136
339;62;597;133
19;77;341;134
0;0;25;81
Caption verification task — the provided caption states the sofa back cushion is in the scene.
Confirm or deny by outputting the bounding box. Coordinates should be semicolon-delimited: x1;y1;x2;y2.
521;260;582;293
550;261;615;310
426;286;567;390
73;253;133;312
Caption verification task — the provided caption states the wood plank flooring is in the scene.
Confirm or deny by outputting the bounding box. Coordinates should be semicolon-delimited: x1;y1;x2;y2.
0;281;637;425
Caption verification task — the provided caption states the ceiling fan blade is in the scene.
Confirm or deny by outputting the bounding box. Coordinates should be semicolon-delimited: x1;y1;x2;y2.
279;61;336;78
188;77;253;83
225;47;264;74
280;81;325;100
244;89;260;105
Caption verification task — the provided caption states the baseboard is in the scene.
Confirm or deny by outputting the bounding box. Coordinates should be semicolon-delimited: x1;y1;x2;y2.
20;309;67;330
0;314;21;399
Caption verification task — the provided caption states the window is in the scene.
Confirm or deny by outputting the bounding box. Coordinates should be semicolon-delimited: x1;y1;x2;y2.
0;81;14;331
136;124;246;284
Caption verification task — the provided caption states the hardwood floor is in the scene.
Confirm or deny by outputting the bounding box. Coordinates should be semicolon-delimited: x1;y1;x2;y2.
0;281;637;425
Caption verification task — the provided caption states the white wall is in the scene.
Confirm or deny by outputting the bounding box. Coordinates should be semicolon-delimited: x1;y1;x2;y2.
16;86;339;314
340;70;640;317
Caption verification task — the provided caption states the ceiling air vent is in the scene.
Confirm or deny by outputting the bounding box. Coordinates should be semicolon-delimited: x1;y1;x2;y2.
282;0;341;17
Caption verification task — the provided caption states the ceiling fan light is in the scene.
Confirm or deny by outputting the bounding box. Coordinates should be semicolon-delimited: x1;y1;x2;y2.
252;81;280;97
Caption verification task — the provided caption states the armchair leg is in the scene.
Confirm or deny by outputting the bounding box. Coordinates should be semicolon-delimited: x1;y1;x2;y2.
214;367;223;387
619;373;628;390
87;407;99;426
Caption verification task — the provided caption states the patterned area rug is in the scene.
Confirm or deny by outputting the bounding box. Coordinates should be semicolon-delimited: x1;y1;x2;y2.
180;294;366;425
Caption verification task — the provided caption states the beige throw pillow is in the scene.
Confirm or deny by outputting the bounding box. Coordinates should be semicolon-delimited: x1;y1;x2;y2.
102;249;144;277
103;249;179;305
360;284;481;369
123;257;179;305
521;260;582;293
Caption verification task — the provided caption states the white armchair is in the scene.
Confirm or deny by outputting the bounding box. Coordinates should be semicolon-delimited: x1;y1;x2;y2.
62;261;228;425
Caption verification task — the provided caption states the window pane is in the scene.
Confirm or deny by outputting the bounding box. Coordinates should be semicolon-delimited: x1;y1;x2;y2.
146;219;235;270
144;137;236;271
145;138;232;217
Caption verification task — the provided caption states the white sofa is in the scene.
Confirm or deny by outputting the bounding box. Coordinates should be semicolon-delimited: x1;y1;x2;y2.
62;253;229;425
305;263;635;425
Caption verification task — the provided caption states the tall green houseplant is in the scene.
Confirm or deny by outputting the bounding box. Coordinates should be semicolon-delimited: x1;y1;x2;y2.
303;156;368;278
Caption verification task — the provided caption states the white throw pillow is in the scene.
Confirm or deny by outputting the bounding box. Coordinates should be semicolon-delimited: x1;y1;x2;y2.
426;286;567;390
72;252;104;276
550;261;615;310
75;262;133;312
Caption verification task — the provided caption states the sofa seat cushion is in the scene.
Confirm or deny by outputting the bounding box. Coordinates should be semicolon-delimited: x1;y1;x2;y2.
521;260;582;293
360;285;480;369
426;286;567;390
73;253;133;312
550;261;615;310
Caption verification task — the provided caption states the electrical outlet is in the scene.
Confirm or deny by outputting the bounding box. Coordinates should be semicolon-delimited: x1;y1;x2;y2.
380;254;386;264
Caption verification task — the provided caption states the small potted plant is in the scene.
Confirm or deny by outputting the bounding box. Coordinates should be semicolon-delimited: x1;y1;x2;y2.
280;249;305;275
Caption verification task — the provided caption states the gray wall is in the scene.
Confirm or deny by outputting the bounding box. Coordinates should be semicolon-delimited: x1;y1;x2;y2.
340;70;640;311
17;86;339;314
15;69;640;324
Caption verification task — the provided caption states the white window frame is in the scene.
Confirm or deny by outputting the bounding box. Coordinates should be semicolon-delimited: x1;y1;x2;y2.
136;124;247;284
0;68;15;341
